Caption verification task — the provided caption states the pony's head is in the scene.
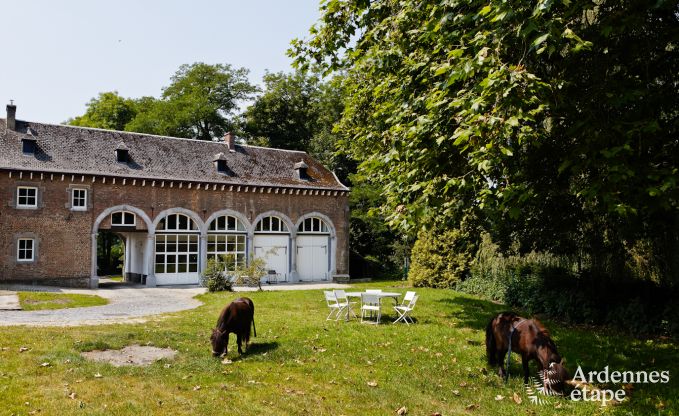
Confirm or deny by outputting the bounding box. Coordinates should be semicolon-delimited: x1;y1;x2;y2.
542;359;569;394
210;328;227;357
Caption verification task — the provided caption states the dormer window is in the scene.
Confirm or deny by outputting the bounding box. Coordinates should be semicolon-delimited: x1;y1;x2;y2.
294;160;310;180
22;137;37;155
213;152;228;174
115;142;129;163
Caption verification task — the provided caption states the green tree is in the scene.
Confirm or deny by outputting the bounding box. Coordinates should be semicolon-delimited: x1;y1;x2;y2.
129;63;257;140
243;71;320;151
68;92;137;131
292;0;679;281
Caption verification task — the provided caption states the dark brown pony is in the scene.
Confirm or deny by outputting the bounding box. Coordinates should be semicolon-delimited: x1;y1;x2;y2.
211;297;256;356
486;312;567;390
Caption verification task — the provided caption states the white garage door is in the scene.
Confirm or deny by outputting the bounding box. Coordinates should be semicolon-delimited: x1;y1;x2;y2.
297;235;329;281
254;235;289;282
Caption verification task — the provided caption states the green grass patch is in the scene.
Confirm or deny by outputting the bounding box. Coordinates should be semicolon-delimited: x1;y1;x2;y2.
18;292;108;311
0;280;676;415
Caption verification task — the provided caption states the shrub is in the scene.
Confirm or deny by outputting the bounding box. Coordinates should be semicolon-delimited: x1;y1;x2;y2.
232;256;267;291
408;226;474;288
200;258;233;292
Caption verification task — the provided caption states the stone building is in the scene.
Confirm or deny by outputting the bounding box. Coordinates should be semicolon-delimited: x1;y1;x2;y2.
0;104;349;287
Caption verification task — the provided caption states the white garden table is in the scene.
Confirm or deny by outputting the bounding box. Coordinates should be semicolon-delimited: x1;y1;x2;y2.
343;291;402;321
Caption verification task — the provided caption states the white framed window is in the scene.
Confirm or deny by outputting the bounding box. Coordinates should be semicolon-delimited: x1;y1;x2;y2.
255;215;289;233
297;217;329;234
17;238;35;262
208;215;247;271
111;211;136;226
17;186;38;208
71;188;87;211
155;234;199;274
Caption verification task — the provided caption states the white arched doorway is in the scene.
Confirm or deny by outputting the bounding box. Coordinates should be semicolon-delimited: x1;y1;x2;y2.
295;216;333;281
253;213;292;283
153;211;201;285
91;205;155;288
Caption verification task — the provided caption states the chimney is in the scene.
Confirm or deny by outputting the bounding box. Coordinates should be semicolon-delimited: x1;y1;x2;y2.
224;132;235;152
6;101;16;131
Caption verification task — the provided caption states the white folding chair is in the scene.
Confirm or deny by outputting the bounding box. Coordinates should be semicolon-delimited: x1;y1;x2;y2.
324;291;344;321
334;289;357;319
360;293;382;324
393;294;418;325
400;291;416;306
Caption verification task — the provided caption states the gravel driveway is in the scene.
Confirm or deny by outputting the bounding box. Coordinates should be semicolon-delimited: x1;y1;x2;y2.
0;282;349;327
0;285;205;327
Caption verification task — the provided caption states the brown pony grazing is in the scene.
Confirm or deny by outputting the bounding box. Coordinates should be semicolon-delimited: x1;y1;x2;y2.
211;297;256;357
486;312;568;391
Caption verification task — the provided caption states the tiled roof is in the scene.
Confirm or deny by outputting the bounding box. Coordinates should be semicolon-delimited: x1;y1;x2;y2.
0;119;348;191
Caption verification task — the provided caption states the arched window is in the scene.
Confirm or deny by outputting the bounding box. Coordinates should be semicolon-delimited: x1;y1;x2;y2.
157;213;199;232
155;214;199;275
208;215;246;232
111;210;136;226
297;217;329;234
255;215;289;233
207;215;247;270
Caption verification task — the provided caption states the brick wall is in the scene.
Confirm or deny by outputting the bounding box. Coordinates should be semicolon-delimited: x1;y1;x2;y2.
0;171;349;285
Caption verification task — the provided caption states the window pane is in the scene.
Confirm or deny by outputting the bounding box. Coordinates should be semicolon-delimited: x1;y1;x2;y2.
168;215;177;230
166;263;176;273
178;235;188;253
189;263;198;273
178;263;187;273
227;216;235;230
272;217;279;231
112;212;122;224
189;254;198;264
158;218;166;230
155;255;164;266
166;235;177;252
155;263;165;274
178;215;188;230
313;218;320;232
264;217;270;231
124;212;135;225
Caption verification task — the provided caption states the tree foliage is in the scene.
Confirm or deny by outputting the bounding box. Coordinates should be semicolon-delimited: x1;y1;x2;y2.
68;92;137;131
69;63;257;141
292;0;679;281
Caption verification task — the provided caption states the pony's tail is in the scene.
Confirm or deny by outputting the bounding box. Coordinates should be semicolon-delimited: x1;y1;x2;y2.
252;317;257;338
486;317;497;367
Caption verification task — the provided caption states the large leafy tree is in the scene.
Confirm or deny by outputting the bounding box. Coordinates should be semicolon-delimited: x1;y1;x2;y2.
292;0;679;279
70;63;257;141
129;63;257;140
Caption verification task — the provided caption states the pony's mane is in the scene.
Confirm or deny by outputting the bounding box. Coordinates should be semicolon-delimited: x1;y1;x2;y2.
531;318;550;338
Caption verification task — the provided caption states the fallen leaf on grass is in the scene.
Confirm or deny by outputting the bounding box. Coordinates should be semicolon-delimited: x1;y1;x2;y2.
431;413;442;416
193;385;201;391
459;382;468;387
40;362;50;367
396;406;407;415
495;395;504;401
367;381;378;387
94;373;103;378
452;390;460;396
68;392;77;400
465;403;479;411
221;358;233;365
512;393;522;404
19;347;29;352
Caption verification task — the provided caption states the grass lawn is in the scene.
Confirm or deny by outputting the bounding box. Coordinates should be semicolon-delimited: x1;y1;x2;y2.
17;292;109;311
0;280;676;415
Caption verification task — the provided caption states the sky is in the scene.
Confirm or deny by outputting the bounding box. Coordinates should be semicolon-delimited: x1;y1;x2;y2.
1;0;321;124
